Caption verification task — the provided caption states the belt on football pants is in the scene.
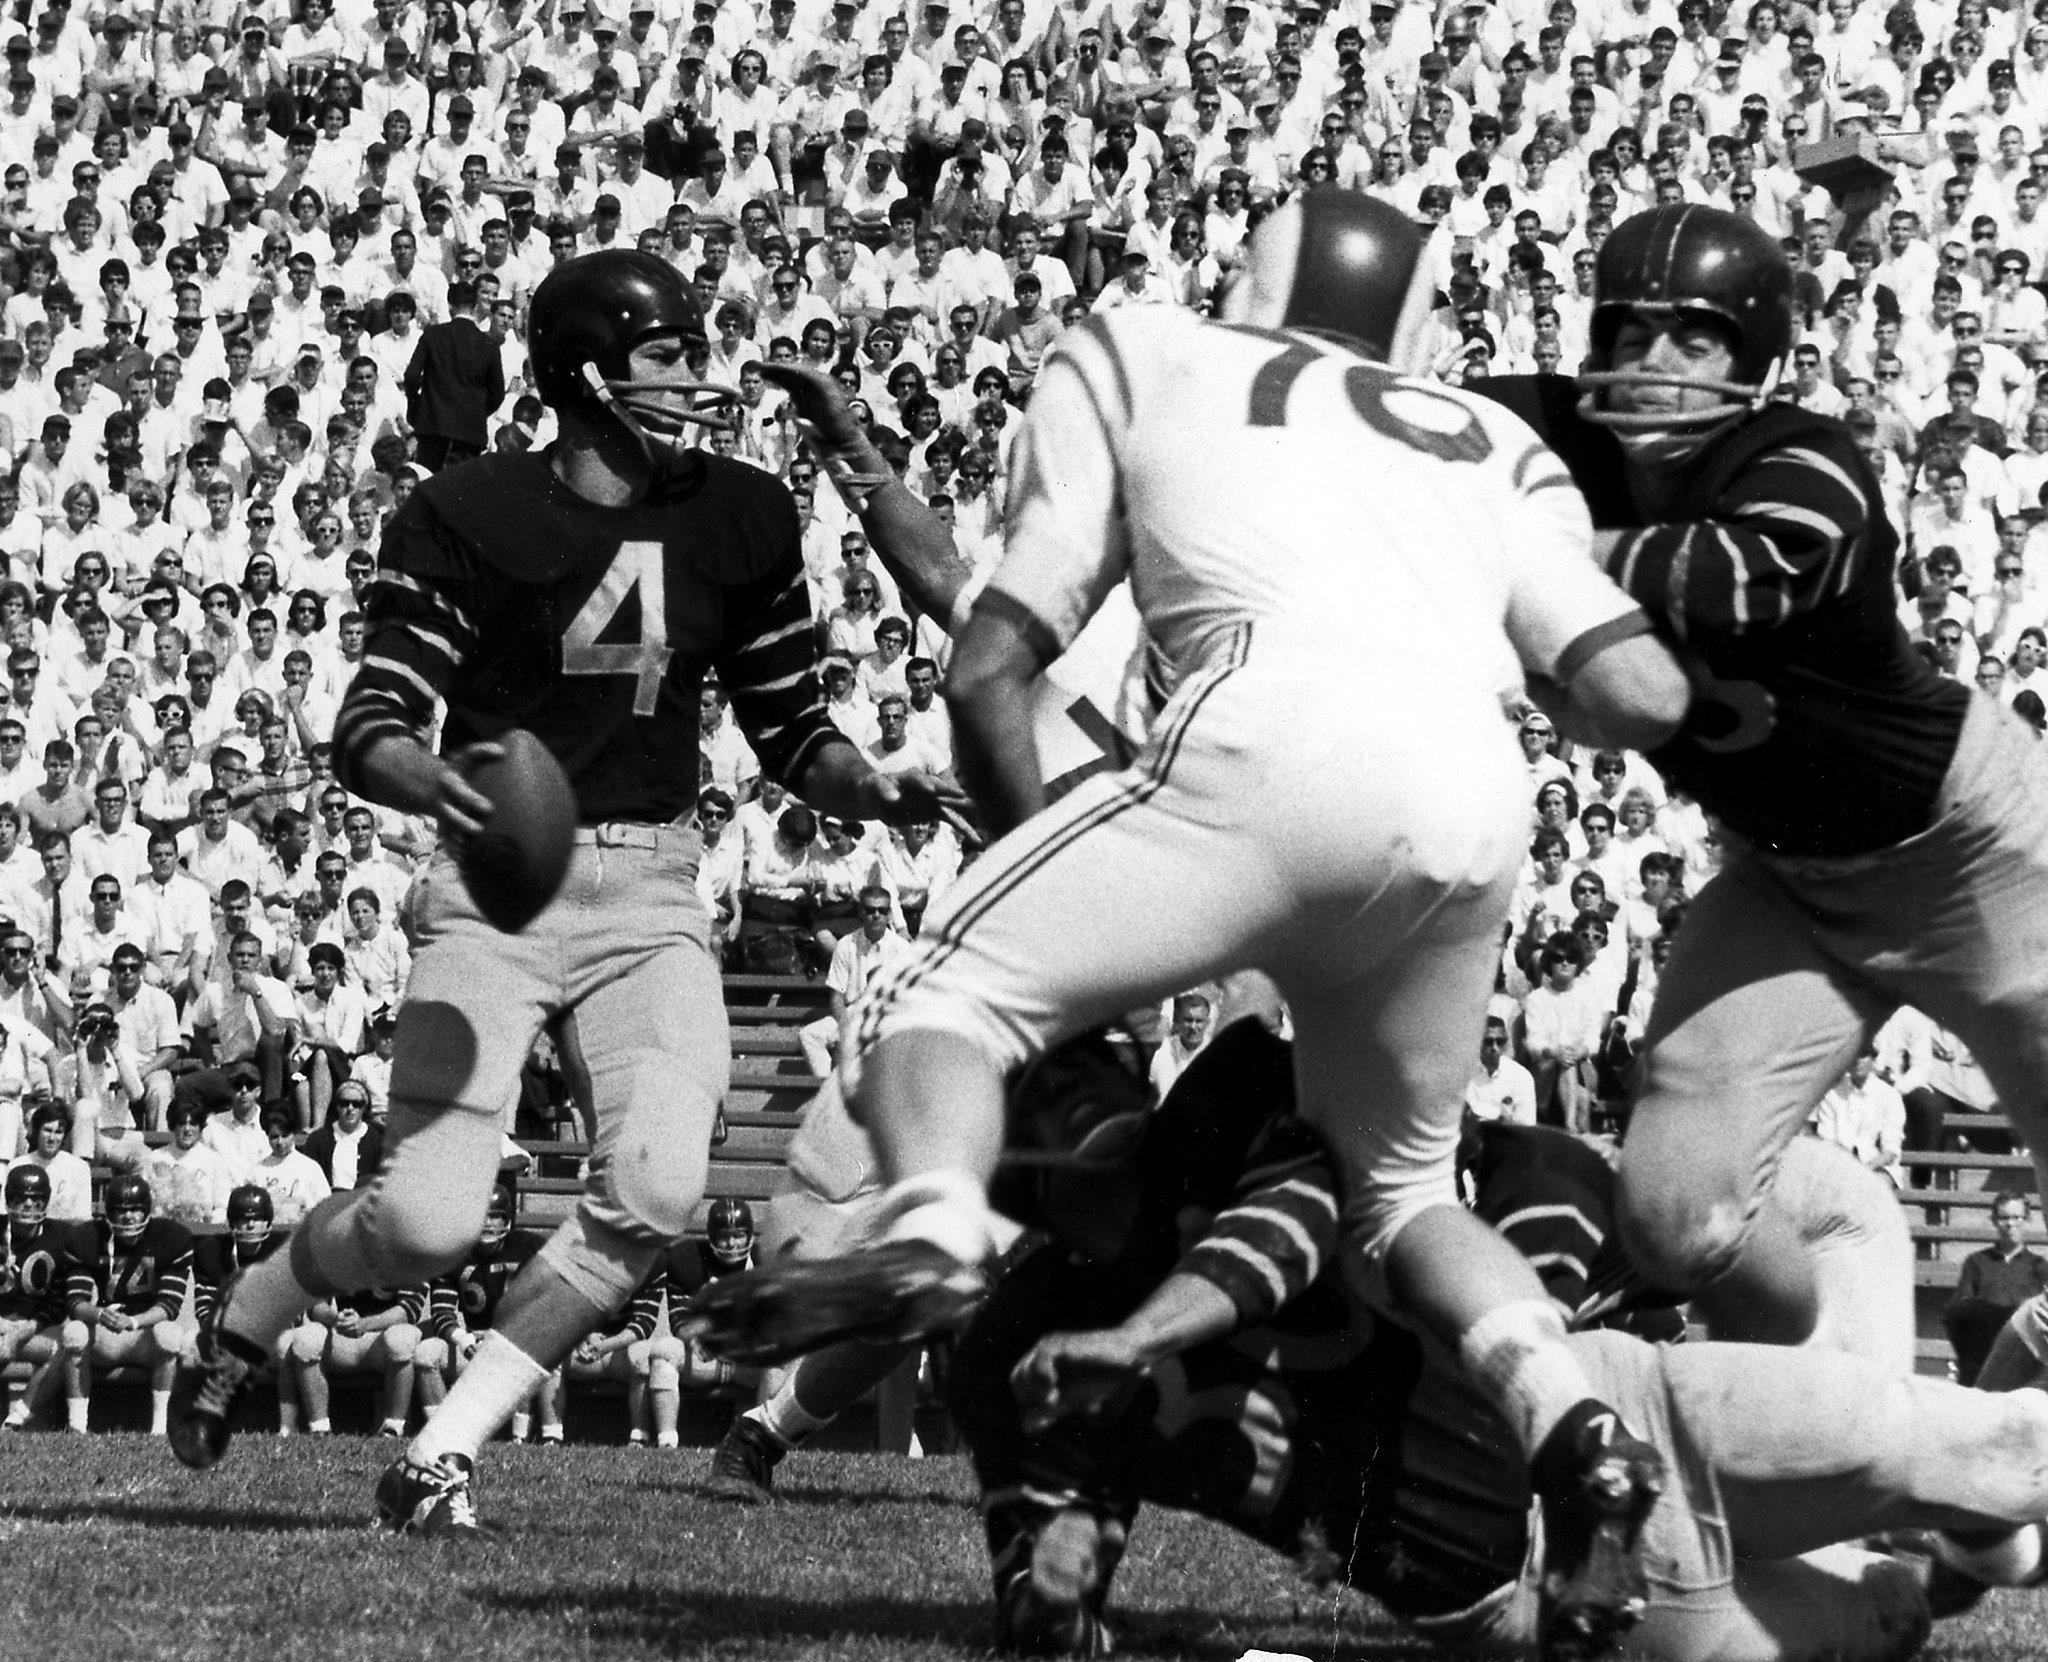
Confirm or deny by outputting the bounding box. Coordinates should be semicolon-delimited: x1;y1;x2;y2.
574;821;684;850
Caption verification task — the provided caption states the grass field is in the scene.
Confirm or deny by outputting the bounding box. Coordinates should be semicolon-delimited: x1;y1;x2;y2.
2;1435;2047;1661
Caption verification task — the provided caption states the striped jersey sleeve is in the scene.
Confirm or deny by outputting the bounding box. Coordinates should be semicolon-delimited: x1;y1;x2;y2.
1602;435;1872;642
333;497;483;794
1175;1117;1341;1328
711;562;847;791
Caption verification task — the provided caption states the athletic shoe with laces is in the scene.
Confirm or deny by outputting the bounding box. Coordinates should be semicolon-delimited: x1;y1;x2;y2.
1534;1404;1667;1662
706;1416;785;1504
166;1274;266;1472
682;1239;989;1367
374;1452;495;1538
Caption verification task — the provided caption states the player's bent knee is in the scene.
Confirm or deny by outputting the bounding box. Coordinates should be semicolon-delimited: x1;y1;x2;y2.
538;1208;665;1310
414;1336;450;1373
381;1324;421;1365
152;1321;197;1362
288;1323;328;1367
1616;1165;1751;1294
59;1320;88;1355
603;1142;711;1245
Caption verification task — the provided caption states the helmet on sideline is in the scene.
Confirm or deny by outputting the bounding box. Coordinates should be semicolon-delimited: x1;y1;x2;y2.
526;250;738;456
5;1162;50;1227
228;1183;274;1248
106;1172;152;1243
1578;204;1795;433
706;1197;754;1268
1220;191;1435;370
479;1182;515;1250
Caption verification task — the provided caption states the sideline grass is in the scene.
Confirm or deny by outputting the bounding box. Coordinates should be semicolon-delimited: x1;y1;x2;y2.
0;1436;2041;1661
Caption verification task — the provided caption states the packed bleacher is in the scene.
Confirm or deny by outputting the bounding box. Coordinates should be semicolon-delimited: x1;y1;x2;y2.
0;0;2037;1437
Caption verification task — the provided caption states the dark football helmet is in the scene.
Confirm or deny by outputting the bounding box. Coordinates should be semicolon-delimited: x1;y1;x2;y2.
526;250;739;460
988;1030;1151;1239
5;1162;50;1228
479;1182;515;1251
106;1173;152;1244
1220;190;1435;371
706;1197;755;1268
227;1183;273;1249
1577;204;1795;434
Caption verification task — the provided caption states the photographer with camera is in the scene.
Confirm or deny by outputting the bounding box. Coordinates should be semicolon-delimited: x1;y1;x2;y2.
60;999;147;1173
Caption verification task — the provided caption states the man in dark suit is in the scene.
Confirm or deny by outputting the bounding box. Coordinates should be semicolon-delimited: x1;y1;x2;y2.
401;279;505;472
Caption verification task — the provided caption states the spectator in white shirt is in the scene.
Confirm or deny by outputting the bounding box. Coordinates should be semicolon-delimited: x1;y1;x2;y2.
105;944;179;1132
11;1102;90;1220
143;1101;233;1229
343;889;410;1007
1812;1044;1907;1187
798;884;916;1076
177;786;264;899
1466;1013;1538;1126
200;1063;272;1186
294;941;368;1133
252;1103;332;1227
1147;991;1214;1099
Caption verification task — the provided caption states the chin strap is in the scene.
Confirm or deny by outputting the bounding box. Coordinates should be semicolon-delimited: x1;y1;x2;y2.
581;362;743;469
1574;358;1782;434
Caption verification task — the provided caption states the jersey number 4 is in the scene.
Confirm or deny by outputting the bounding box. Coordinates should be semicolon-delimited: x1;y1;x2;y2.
562;539;674;717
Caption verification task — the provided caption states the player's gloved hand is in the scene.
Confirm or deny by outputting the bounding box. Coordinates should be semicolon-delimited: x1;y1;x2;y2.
850;767;978;841
1011;1328;1150;1435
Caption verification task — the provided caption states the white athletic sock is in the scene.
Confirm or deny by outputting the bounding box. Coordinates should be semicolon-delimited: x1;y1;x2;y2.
750;1378;827;1449
277;1400;300;1434
221;1250;322;1356
1459;1299;1595;1457
508;1411;532;1442
307;1418;332;1434
880;1172;1000;1265
150;1389;170;1435
65;1397;88;1432
656;1431;679;1449
408;1331;551;1469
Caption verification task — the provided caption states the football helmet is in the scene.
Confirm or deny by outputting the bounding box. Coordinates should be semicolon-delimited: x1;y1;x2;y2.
706;1197;755;1269
1577;204;1795;434
106;1173;152;1244
5;1163;49;1229
1219;190;1435;372
479;1182;515;1252
988;1030;1151;1241
227;1184;274;1249
526;250;739;461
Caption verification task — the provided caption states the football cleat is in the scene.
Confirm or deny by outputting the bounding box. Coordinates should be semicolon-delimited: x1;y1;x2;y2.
1535;1408;1667;1661
374;1453;495;1539
166;1275;266;1472
994;1510;1116;1658
706;1416;785;1504
684;1239;989;1367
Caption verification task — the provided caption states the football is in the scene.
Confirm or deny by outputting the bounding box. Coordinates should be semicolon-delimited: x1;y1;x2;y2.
456;728;577;933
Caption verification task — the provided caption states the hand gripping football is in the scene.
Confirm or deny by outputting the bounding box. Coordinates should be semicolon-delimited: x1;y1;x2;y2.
455;729;577;933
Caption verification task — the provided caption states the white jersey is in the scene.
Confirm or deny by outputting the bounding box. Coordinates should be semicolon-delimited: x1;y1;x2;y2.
986;308;1638;705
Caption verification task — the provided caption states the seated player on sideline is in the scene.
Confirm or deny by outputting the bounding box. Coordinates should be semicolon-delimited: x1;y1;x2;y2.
59;1174;197;1436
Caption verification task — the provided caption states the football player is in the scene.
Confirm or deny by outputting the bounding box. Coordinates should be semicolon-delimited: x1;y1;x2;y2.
689;192;1694;1657
530;1266;677;1453
1480;204;2048;1356
415;1183;550;1440
953;1019;2025;1662
167;249;963;1535
0;1164;72;1430
653;1197;757;1441
288;1280;427;1440
59;1174;197;1436
192;1186;304;1434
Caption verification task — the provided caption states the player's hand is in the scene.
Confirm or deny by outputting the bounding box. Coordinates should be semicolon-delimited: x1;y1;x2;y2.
572;1339;600;1366
98;1308;130;1332
334;1309;361;1337
434;742;505;841
1011;1328;1150;1434
852;767;977;840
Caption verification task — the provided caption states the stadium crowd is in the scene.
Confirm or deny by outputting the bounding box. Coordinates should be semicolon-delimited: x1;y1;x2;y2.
0;0;2033;1442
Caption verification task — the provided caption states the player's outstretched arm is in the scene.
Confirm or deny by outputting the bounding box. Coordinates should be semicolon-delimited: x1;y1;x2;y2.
759;363;975;627
1011;1273;1238;1433
1526;630;1691;754
946;591;1061;840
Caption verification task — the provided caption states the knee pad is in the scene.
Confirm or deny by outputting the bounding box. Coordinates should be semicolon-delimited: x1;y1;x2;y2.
536;1211;665;1311
288;1323;328;1367
599;1137;710;1246
152;1321;198;1363
414;1336;450;1373
59;1320;89;1356
294;1185;487;1295
381;1323;421;1365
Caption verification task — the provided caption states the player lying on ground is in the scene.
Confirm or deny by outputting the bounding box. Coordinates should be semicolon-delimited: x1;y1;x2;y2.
166;249;964;1539
951;1016;2025;1662
1480;205;2048;1356
688;191;1694;1658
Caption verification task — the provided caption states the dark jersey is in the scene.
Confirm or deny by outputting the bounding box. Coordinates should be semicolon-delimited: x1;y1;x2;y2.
956;1022;1686;1625
0;1222;81;1324
335;449;846;824
659;1238;749;1334
593;1269;663;1345
192;1232;285;1323
427;1228;545;1341
1481;380;1969;858
64;1218;193;1320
